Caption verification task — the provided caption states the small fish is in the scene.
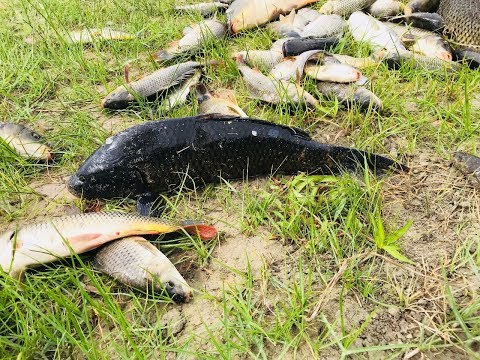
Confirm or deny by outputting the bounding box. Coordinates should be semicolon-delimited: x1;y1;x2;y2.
401;33;452;61
174;2;229;16
300;14;346;38
227;0;321;33
233;50;284;70
368;0;403;18
0;212;217;279
348;11;406;52
269;50;320;81
163;70;202;111
282;37;339;57
453;48;480;69
0;123;53;161
317;82;383;111
65;27;134;44
68;114;406;204
196;84;248;117
320;0;376;16
102;61;204;109
404;0;440;14
236;58;318;106
154;19;226;62
453;152;480;184
375;48;460;71
331;54;378;68
305;63;362;83
93;236;193;302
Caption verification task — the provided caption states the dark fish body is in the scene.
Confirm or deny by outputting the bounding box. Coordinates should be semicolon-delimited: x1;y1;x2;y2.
404;0;440;14
68;115;405;200
390;12;444;33
453;48;480;69
282;37;339;57
453;152;480;184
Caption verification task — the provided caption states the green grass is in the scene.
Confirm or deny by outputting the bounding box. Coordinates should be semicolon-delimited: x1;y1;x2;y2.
1;0;480;358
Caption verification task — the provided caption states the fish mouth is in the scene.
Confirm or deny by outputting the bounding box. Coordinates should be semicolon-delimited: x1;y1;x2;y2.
67;174;85;197
166;287;192;303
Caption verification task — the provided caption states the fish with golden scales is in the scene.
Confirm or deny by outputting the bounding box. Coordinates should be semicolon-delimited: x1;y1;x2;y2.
0;212;217;279
226;0;322;33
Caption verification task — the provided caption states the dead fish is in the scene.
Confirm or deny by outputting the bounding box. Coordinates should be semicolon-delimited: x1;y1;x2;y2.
384;21;437;39
401;33;452;61
453;48;480;69
317;82;383;111
0;123;53;161
300;14;346;38
375;48;460;70
269;50;320;81
268;10;303;37
368;0;403;18
320;0;377;16
196;84;248;117
154;19;226;62
282;37;339;56
453;152;480;184
227;0;321;33
297;7;322;22
305;63;362;83
389;12;444;33
236;57;318;106
331;54;378;68
102;61;204;110
65;27;134;44
404;0;440;14
348;11;406;52
174;2;229;16
163;70;202;111
93;236;193;302
0;212;217;279
233;50;284;70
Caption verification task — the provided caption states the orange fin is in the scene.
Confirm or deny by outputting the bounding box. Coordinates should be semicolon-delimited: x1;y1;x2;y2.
183;224;218;241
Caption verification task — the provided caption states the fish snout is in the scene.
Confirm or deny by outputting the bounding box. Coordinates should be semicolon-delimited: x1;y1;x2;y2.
67;174;84;196
165;281;193;303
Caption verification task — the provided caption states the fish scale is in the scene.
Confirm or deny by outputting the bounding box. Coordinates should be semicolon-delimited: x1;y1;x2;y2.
438;0;480;50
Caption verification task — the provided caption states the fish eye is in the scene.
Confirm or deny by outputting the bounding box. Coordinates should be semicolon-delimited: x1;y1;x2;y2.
166;281;175;289
31;133;40;140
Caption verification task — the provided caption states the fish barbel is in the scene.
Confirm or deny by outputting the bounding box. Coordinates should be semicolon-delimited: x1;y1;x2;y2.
93;236;193;302
0;212;217;278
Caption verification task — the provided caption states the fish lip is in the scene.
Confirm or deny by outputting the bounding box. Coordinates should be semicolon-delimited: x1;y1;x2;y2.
67;174;84;197
167;288;192;303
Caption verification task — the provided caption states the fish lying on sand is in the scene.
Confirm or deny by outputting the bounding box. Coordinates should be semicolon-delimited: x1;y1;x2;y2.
93;236;193;302
196;84;248;117
236;57;318;106
0;212;217;279
68;114;407;206
0;123;53;161
154;19;226;62
317;82;383;111
102;61;204;109
174;2;229;16
453;152;480;185
227;0;321;33
320;0;376;16
65;27;134;44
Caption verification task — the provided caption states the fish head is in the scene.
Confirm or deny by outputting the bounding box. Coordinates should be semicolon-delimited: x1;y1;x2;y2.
0;123;53;161
68;132;148;199
195;83;211;103
101;86;134;109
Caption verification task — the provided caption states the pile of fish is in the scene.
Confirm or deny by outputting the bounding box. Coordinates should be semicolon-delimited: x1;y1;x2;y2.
3;0;479;302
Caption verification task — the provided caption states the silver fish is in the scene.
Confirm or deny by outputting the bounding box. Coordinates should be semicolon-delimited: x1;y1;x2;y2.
0;212;217;279
237;58;318;106
297;7;322;22
233;50;284;70
317;82;383;111
331;54;378;68
401;33;452;61
300;14;345;38
163;70;202;111
154;19;226;61
269;49;320;81
348;11;406;52
65;27;134;44
0;123;53;161
174;2;229;16
268;10;303;37
375;48;460;71
320;0;376;16
368;0;403;18
305;63;362;83
102;61;204;109
93;236;193;302
196;84;248;117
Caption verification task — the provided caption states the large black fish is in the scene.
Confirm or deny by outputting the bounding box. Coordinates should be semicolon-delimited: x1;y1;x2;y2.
68;115;407;209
